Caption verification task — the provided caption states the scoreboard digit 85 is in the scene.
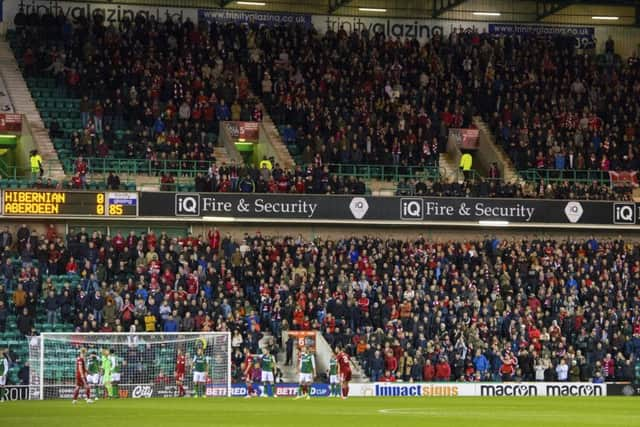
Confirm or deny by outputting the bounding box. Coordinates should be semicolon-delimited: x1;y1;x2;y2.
1;190;138;217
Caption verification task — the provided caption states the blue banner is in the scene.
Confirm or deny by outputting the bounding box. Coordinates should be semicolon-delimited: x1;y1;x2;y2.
198;9;311;28
488;23;595;49
213;383;330;397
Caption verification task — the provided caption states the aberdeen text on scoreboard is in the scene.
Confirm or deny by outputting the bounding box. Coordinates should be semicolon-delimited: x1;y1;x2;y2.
1;190;138;217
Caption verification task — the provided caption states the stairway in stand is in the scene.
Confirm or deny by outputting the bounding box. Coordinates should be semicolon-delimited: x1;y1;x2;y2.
0;40;64;180
258;103;295;170
472;116;520;183
213;146;233;166
439;153;462;182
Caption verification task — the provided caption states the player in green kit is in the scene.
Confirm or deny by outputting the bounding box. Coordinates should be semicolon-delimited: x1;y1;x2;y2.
100;348;113;399
328;354;340;397
295;346;316;400
86;351;101;401
192;348;208;398
260;347;276;398
109;349;120;398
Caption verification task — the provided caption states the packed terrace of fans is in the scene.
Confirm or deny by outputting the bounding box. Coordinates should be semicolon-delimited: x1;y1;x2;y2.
1;226;639;383
10;12;638;200
397;177;633;200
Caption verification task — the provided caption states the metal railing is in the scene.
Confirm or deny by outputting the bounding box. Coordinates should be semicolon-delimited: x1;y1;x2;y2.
328;163;442;181
0;158;55;180
60;157;214;177
0;158;135;188
59;158;446;183
519;169;612;186
0;158;22;179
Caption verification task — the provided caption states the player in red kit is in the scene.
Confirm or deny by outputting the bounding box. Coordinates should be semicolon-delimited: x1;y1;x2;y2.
73;348;93;404
336;346;352;399
243;348;255;397
175;348;186;397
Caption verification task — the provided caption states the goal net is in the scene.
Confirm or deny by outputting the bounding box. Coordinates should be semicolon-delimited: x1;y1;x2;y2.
28;332;231;400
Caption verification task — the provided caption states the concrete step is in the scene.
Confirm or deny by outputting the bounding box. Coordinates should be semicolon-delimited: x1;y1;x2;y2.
258;104;295;170
213;146;232;165
368;179;396;196
349;359;371;383
439;153;463;182
472;117;520;183
0;40;65;181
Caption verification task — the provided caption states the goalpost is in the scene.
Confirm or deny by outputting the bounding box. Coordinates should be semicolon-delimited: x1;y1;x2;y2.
28;332;231;400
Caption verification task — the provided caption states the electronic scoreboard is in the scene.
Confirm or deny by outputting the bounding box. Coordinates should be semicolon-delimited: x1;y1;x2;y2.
1;190;138;217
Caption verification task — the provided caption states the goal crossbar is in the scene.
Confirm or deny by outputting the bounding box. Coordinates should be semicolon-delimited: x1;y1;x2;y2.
30;332;231;400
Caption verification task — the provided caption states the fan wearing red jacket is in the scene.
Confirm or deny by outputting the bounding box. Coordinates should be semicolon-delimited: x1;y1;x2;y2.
175;348;186;397
336;346;351;399
500;349;517;381
435;357;452;381
72;348;93;404
186;272;199;296
380;370;396;382
208;227;221;252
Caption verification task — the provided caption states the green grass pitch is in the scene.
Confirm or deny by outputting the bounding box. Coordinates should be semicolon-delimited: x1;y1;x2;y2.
2;397;638;427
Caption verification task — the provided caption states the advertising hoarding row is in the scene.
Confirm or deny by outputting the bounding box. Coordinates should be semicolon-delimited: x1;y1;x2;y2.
39;382;631;399
1;190;640;227
15;382;640;400
5;1;598;51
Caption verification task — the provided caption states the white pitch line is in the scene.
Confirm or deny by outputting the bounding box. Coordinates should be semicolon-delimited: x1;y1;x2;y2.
378;408;444;416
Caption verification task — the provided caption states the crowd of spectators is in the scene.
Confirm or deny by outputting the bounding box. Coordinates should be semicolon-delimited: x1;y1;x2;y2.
397;177;633;201
6;11;640;385
2;224;640;383
484;35;640;177
15;12;457;169
14;10;261;164
249;23;640;180
191;161;366;194
252;25;457;168
14;11;640;190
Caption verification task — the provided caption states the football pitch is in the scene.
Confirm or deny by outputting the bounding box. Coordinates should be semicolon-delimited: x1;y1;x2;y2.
2;397;638;427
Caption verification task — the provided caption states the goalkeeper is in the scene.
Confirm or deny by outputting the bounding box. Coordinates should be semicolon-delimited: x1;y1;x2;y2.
192;347;208;398
101;348;113;399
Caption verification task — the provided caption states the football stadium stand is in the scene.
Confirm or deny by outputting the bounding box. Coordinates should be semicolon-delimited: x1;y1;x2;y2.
1;6;640;403
1;226;639;384
8;13;640;195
